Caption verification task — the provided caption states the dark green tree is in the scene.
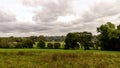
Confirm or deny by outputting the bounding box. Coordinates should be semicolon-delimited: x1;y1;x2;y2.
15;42;23;48
117;24;120;30
29;36;38;42
97;22;120;50
47;43;54;49
0;39;9;48
54;42;61;49
37;40;45;49
22;39;34;48
65;33;80;49
38;35;46;41
79;32;93;50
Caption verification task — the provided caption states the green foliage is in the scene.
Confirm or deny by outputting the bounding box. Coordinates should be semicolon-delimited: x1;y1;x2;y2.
0;39;9;48
47;43;54;49
15;39;34;48
22;39;34;48
97;22;120;51
54;42;61;49
79;32;93;50
65;33;80;49
37;40;45;49
65;32;92;50
38;35;46;41
15;42;23;48
29;36;38;42
117;24;120;30
8;42;17;48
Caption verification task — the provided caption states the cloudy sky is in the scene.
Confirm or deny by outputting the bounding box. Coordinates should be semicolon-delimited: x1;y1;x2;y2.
0;0;120;37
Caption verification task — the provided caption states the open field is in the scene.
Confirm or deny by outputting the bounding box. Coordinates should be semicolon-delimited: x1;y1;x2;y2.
0;49;120;68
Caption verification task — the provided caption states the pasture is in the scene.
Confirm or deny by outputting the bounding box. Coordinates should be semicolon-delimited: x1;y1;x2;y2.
0;49;119;68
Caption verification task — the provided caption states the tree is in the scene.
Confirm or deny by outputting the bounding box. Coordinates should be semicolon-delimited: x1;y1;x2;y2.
22;39;34;48
37;40;45;49
65;33;80;49
15;42;23;48
0;39;9;48
65;32;93;50
8;42;17;48
79;32;93;50
117;24;120;30
47;43;54;49
38;35;46;41
29;36;38;42
97;22;120;51
9;36;15;42
54;42;61;49
93;35;101;50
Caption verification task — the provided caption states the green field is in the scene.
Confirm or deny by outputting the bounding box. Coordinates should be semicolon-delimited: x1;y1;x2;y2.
0;49;119;68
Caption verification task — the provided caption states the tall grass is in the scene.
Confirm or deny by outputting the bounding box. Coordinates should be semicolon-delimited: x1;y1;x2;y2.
0;49;119;68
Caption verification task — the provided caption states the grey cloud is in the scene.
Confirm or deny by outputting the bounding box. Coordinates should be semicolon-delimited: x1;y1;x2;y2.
80;1;120;23
0;22;52;33
0;10;16;23
1;0;120;36
21;0;84;35
0;10;52;33
32;0;73;23
69;0;120;35
41;0;120;35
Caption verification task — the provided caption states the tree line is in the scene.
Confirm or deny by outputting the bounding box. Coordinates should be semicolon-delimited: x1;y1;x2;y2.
0;36;62;49
65;22;120;51
0;22;120;51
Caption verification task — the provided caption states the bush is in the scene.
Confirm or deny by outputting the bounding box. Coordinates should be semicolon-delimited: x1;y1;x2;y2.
47;43;54;49
37;40;45;49
54;42;61;49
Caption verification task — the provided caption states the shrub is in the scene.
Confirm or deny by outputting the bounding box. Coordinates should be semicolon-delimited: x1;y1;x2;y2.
37;40;45;49
54;42;61;49
47;43;54;49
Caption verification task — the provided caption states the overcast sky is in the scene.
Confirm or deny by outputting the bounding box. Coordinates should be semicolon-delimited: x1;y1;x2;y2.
0;0;120;37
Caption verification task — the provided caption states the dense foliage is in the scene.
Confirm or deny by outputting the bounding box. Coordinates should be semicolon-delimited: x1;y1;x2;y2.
97;22;120;51
37;40;46;49
65;32;93;50
47;43;54;49
54;42;61;49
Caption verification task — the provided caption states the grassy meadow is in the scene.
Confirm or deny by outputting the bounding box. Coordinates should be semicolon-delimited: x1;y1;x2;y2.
0;49;119;68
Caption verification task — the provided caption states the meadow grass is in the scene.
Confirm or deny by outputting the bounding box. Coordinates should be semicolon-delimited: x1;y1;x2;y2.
0;49;119;68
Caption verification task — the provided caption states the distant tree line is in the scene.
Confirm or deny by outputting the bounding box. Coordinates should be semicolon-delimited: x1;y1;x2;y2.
0;22;120;51
0;36;62;49
29;35;65;42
